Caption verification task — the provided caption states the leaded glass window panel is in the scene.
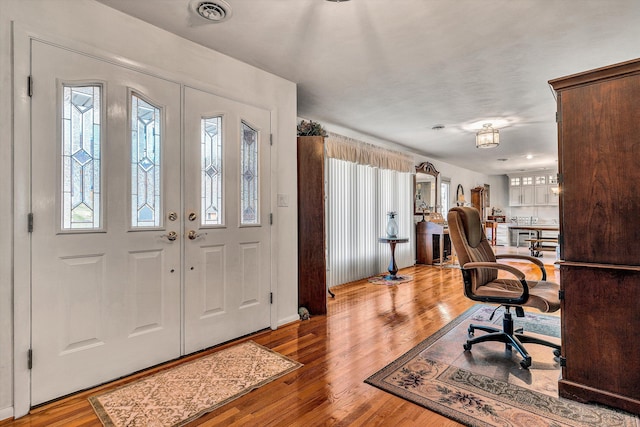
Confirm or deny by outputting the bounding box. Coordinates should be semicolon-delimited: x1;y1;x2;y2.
131;94;162;228
240;122;259;225
201;116;223;225
62;85;102;230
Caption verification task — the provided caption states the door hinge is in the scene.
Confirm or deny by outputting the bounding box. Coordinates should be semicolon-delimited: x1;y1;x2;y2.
28;349;33;370
28;213;34;233
557;173;563;184
559;356;566;367
270;292;273;304
270;134;273;146
28;75;33;97
555;110;561;123
558;289;565;300
269;213;273;225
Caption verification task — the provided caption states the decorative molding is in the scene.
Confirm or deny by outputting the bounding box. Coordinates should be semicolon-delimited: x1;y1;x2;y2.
415;161;439;176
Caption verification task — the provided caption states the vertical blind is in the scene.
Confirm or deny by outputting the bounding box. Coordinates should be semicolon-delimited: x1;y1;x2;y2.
326;158;413;288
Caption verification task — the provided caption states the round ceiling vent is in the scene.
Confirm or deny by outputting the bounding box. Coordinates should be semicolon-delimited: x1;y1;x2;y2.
193;0;232;23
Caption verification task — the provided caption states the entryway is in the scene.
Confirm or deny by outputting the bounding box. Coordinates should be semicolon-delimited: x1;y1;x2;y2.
29;40;272;405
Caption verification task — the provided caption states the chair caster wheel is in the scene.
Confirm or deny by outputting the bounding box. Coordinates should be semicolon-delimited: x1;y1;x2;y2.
553;349;561;357
463;342;472;351
520;357;532;369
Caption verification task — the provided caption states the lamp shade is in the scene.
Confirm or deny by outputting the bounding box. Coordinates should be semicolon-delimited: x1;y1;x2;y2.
476;123;499;148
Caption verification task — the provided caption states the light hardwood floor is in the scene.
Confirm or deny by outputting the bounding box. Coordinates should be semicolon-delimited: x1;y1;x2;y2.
2;257;558;426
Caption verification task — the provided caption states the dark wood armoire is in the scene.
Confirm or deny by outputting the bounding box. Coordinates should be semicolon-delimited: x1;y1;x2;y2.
297;136;327;315
549;58;640;414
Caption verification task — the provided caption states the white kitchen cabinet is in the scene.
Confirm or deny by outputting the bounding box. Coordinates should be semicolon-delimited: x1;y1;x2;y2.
509;175;535;206
509;172;557;206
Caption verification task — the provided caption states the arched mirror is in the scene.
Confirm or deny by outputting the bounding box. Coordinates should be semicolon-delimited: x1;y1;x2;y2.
414;162;439;215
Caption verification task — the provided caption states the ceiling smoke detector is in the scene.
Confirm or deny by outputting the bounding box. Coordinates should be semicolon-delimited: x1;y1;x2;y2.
193;0;232;22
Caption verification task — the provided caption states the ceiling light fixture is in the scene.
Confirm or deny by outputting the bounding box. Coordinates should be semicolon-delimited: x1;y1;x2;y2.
326;0;351;2
476;123;500;149
193;0;232;22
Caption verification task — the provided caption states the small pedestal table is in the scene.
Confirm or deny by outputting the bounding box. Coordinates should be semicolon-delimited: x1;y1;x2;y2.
378;237;409;280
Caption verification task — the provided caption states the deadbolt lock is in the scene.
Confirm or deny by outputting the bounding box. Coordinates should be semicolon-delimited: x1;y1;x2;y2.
188;212;197;221
168;212;178;221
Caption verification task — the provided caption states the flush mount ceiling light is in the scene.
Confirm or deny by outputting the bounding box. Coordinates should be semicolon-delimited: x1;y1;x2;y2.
476;123;500;148
192;0;232;22
326;0;351;2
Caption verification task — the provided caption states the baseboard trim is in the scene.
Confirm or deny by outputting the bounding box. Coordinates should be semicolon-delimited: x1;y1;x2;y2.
277;314;300;327
0;406;15;422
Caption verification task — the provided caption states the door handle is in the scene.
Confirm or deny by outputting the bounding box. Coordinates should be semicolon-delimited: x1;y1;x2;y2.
160;231;178;241
187;230;208;240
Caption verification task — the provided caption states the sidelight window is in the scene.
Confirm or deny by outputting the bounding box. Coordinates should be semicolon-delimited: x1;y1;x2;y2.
61;85;102;230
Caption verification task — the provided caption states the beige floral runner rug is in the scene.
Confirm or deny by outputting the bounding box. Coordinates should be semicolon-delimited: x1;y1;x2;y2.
89;341;302;427
366;305;639;426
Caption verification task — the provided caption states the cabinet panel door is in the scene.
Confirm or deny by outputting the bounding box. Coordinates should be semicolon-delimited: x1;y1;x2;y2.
560;265;640;404
559;74;640;264
509;187;522;206
521;186;534;205
534;186;548;205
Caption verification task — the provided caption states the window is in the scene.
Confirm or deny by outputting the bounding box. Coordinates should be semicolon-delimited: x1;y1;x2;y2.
441;178;451;214
201;117;223;225
131;94;161;228
61;85;102;230
240;121;259;225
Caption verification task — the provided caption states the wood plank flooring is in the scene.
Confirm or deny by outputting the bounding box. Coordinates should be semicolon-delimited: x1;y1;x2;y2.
2;260;559;426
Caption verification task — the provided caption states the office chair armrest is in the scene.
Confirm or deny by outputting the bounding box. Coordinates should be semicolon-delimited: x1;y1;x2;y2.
495;254;547;280
462;261;530;305
463;261;526;280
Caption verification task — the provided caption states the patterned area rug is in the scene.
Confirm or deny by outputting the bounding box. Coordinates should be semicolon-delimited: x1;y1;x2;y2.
89;341;302;426
366;305;639;426
368;274;413;285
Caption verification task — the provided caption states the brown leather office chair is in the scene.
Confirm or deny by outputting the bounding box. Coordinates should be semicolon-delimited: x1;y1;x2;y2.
447;207;561;368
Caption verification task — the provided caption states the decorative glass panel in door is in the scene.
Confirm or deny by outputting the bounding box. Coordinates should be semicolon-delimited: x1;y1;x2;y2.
131;94;162;228
240;121;259;225
61;85;102;230
201;116;223;225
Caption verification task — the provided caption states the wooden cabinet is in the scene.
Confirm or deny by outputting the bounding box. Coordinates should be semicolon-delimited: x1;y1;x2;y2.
297;136;327;315
416;221;450;265
550;58;640;414
470;186;485;219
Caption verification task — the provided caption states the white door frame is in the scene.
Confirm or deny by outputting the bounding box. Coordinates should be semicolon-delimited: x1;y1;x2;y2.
12;23;279;417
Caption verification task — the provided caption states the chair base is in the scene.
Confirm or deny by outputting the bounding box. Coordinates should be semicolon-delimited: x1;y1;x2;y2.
463;311;561;369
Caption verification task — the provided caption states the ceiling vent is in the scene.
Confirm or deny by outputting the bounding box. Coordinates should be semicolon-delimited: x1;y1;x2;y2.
192;0;232;23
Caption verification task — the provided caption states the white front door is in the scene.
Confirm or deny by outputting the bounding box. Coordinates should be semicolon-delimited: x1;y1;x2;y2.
183;87;272;354
30;41;271;405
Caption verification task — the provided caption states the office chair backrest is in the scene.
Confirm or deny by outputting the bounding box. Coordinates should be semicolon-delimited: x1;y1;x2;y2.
448;206;498;290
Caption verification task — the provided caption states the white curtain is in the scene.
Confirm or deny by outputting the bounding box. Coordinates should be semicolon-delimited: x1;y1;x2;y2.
326;158;413;288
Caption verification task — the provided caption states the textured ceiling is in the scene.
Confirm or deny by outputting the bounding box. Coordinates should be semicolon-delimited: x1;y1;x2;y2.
97;0;640;175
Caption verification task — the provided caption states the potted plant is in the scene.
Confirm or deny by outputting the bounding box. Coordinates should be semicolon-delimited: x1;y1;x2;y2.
297;120;327;137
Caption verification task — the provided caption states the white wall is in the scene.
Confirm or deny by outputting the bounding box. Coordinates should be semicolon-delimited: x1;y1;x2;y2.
0;0;297;418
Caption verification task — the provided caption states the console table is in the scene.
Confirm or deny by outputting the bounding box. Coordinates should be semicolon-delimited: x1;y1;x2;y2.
416;221;451;267
378;237;409;280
